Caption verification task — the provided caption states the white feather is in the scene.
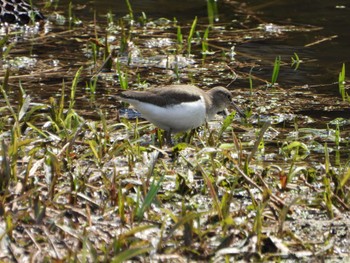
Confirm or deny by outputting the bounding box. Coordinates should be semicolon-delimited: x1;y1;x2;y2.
126;96;207;132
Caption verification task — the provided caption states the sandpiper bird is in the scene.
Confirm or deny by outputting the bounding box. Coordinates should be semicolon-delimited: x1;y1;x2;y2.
0;0;45;25
119;84;244;143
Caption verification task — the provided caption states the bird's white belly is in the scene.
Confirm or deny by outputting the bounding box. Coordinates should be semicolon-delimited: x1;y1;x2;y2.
130;97;207;133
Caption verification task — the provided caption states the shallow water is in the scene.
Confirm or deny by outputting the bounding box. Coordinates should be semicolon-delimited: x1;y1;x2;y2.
1;0;349;161
241;0;350;89
51;0;350;92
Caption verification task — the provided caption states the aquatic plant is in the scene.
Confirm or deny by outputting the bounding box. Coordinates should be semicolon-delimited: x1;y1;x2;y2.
338;63;347;101
270;55;281;86
125;0;134;21
187;16;198;55
291;52;301;70
207;0;218;26
117;61;129;90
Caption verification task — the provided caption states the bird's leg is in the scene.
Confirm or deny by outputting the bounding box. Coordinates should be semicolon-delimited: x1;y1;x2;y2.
164;130;173;146
184;129;196;144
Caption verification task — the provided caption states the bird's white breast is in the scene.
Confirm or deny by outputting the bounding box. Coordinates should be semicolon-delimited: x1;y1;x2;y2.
127;96;207;133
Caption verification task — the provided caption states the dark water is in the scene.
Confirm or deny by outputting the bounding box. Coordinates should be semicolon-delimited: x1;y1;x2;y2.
1;0;349;166
242;0;350;89
54;0;349;93
5;0;349;112
62;0;207;19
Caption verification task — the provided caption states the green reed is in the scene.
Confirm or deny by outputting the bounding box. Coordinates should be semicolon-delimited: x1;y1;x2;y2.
177;26;183;53
338;63;347;101
125;0;134;21
187;16;197;55
271;56;281;86
207;0;218;26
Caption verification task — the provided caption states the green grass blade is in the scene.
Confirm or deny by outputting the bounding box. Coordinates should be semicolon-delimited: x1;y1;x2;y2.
201;27;209;54
207;0;218;26
271;56;281;85
0;141;11;192
18;95;31;121
187;16;197;55
177;26;183;53
70;66;83;110
341;168;350;188
338;63;346;100
0;69;17;122
125;0;134;21
218;111;236;138
117;62;129;90
136;174;164;220
112;246;152;263
248;121;271;163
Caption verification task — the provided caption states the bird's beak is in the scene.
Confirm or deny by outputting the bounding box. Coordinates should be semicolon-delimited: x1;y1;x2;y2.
231;101;246;118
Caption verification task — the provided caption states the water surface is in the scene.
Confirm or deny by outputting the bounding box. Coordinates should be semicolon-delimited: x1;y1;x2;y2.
55;0;349;91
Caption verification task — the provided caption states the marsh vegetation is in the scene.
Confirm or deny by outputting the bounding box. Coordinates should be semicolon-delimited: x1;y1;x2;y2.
0;0;349;261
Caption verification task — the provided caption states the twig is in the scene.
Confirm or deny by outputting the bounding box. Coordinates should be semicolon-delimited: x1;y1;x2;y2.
229;165;286;207
43;227;61;259
305;35;337;47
